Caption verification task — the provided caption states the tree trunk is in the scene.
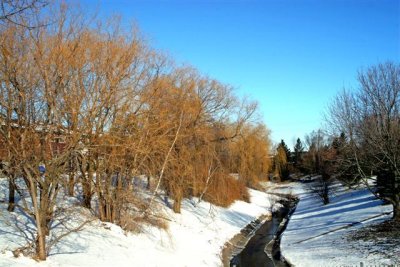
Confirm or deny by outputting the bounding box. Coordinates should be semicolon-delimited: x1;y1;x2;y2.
106;201;112;222
98;195;107;221
7;177;15;212
173;193;182;213
323;194;330;205
26;170;47;261
82;171;92;209
323;181;330;205
68;171;74;196
393;197;400;221
35;225;47;261
113;174;122;223
79;157;92;209
146;175;150;190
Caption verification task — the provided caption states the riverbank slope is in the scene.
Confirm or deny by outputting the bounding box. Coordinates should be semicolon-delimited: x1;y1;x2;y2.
0;178;281;267
280;182;397;266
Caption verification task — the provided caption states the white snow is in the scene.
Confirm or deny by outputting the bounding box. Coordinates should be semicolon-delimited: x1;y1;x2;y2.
0;177;278;267
281;181;395;266
1;177;396;267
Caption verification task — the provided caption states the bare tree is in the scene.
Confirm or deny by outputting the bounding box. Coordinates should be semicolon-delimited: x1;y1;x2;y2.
327;62;400;220
0;0;49;28
301;130;338;204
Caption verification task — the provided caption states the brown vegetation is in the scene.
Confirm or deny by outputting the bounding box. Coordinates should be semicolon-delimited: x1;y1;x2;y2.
0;1;272;260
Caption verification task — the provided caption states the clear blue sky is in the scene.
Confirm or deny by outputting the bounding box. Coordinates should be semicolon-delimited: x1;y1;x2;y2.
81;0;399;147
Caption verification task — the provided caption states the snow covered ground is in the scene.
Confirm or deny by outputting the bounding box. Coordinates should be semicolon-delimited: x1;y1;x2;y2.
2;177;396;267
281;181;396;266
0;177;279;267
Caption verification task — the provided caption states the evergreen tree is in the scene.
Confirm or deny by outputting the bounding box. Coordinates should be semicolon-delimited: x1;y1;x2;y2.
293;138;304;167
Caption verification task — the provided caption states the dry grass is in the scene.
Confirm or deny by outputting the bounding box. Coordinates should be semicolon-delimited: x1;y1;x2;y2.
122;212;168;234
118;193;169;233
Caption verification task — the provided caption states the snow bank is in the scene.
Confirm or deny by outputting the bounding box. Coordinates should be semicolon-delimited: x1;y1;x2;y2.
0;177;278;267
281;182;394;266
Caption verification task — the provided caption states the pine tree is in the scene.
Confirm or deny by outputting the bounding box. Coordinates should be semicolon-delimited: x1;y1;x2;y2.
293;138;304;167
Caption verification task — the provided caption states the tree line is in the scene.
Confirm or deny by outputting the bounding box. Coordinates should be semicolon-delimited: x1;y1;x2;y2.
274;62;400;220
0;2;272;260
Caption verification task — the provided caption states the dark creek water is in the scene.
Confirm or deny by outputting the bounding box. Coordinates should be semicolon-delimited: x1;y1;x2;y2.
230;198;297;267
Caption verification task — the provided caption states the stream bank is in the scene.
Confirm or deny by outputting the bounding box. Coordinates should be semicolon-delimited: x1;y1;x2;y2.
222;195;298;267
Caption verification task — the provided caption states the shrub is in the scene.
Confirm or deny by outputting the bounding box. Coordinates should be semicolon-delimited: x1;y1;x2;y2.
203;172;249;207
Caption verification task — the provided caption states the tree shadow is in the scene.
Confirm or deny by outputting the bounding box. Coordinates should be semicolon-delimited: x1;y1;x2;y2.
299;200;383;221
294;195;378;216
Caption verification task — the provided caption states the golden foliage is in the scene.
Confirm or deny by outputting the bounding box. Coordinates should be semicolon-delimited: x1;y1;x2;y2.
0;2;273;260
203;172;250;207
229;124;272;187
